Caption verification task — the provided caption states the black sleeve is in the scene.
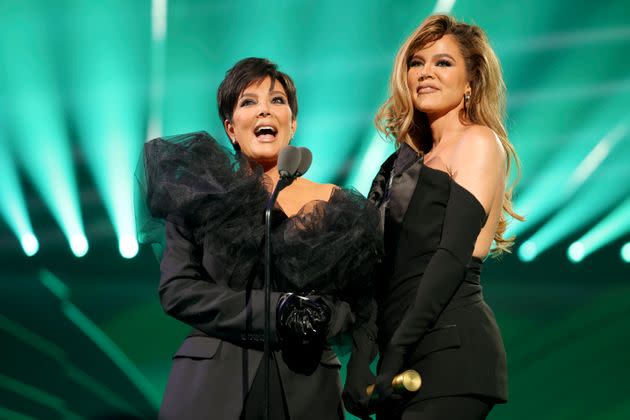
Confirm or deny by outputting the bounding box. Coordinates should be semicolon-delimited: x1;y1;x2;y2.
342;299;378;415
322;296;355;339
390;181;487;349
159;220;283;345
348;298;378;365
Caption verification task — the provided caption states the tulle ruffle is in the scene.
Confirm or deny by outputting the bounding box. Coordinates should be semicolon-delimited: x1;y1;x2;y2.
272;188;380;315
136;131;380;324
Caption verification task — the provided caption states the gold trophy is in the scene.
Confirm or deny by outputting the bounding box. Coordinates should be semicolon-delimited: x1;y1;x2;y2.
366;370;422;397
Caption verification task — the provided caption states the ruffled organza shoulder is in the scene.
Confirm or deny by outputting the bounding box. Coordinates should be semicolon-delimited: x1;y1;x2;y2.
135;131;269;292
273;187;381;340
273;188;381;308
135;131;381;329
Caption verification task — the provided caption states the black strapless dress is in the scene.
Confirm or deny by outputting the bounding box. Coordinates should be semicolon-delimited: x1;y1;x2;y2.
369;144;508;404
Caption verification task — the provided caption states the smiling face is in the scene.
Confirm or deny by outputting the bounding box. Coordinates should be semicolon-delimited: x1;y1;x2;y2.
224;76;297;167
406;34;471;117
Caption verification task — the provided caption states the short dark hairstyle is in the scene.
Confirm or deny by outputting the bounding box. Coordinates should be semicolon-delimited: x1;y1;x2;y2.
217;57;298;128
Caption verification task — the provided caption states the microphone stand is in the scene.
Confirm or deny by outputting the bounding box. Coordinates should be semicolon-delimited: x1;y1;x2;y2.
264;175;293;420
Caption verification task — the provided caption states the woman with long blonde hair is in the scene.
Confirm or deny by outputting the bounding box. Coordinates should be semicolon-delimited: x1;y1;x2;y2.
342;15;522;419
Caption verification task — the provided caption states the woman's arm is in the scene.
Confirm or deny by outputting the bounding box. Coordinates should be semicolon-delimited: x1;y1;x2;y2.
159;220;283;345
377;128;504;391
343;299;379;417
159;220;353;345
391;128;503;349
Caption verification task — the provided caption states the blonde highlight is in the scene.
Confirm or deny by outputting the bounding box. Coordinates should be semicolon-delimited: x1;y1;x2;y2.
375;14;524;255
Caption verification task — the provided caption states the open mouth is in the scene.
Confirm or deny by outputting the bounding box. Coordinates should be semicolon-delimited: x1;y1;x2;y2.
254;125;278;140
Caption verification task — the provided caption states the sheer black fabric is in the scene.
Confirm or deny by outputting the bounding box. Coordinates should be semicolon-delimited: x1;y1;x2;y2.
136;131;380;325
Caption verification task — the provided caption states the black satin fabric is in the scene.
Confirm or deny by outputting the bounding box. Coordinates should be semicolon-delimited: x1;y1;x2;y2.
369;143;508;403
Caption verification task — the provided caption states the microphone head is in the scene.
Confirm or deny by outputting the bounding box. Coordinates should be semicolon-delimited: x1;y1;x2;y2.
278;146;301;178
296;147;312;177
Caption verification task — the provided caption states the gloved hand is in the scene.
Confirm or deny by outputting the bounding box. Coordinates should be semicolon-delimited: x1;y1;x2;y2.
342;311;378;419
276;292;331;346
342;355;376;418
370;346;405;410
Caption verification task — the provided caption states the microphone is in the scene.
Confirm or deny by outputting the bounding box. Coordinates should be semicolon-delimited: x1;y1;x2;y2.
278;145;312;179
278;146;302;179
295;147;312;177
366;370;422;397
262;144;311;420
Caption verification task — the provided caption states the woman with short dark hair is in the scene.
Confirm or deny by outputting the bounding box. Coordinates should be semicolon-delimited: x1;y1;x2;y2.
138;57;380;420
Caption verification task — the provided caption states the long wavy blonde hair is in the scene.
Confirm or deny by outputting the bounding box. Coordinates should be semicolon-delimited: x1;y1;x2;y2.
375;14;523;255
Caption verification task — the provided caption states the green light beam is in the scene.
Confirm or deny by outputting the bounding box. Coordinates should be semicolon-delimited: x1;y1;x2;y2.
509;119;628;240
147;0;168;140
518;156;630;261
0;406;37;420
0;373;83;420
40;271;160;409
621;242;630;263
0;1;87;257
567;197;630;262
294;2;433;183
433;0;457;14
499;7;630;174
0;134;38;256
62;306;160;409
0;311;144;418
64;1;149;258
345;132;395;195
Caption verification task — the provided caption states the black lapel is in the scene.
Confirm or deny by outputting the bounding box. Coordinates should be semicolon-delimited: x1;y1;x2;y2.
385;143;423;227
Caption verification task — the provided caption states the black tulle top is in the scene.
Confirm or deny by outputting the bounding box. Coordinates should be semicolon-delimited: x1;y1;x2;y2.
135;131;381;320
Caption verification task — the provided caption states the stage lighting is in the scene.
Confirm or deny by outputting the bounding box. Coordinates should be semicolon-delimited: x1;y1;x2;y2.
567;242;585;263
565;198;630;260
0;4;86;258
509;122;628;239
69;234;89;258
119;235;139;259
20;233;40;257
0;136;38;256
346;132;395;194
518;240;538;262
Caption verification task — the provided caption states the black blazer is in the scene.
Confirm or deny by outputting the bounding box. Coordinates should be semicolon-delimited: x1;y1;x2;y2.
368;145;508;403
157;221;352;420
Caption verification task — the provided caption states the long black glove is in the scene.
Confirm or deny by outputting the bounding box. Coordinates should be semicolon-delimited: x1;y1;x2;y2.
276;292;331;346
370;346;404;409
373;180;488;411
342;300;378;418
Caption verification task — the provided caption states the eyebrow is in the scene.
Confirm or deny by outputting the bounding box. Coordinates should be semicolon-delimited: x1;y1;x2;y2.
411;53;457;61
434;53;456;61
239;90;287;99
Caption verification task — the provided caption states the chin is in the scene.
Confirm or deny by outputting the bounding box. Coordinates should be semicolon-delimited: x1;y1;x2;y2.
246;146;280;161
416;102;457;115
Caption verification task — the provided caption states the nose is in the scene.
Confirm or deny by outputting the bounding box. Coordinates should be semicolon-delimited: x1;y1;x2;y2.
419;68;433;81
258;100;270;117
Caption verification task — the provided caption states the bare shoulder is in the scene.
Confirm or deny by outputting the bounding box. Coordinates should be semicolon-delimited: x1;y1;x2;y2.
298;178;338;202
448;125;506;212
452;125;506;168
